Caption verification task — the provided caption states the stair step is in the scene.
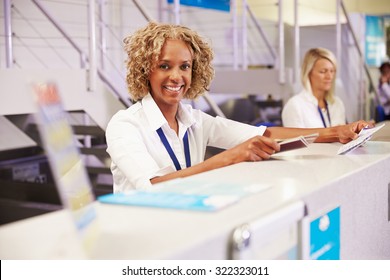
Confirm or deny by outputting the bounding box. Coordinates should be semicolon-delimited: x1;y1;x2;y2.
93;184;113;196
67;109;86;114
28;123;105;139
87;166;111;174
80;147;109;157
72;125;105;136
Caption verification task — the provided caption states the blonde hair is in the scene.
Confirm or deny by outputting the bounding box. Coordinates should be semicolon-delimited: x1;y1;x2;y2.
301;48;337;103
123;22;214;101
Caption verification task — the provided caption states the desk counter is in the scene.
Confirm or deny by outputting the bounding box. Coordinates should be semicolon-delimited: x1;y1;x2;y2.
1;141;390;259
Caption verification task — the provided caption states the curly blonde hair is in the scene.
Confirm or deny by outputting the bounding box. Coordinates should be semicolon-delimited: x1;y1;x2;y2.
123;22;214;101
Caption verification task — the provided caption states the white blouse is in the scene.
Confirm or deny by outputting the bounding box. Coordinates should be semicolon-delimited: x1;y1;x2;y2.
106;94;266;192
282;89;346;128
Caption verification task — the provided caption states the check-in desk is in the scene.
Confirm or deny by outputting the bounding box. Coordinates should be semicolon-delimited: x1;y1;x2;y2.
1;140;390;260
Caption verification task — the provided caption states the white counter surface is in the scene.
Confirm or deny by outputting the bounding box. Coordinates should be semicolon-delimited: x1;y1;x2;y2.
1;140;390;259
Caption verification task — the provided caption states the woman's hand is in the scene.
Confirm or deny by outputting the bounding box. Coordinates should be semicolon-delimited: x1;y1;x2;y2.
218;135;280;164
337;120;374;144
152;136;280;185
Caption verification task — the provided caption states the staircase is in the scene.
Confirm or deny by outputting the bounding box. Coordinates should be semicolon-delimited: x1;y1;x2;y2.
4;111;113;197
69;110;113;197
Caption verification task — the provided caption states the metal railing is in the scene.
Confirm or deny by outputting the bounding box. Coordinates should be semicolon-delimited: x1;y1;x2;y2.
32;0;131;107
3;0;131;107
339;0;380;104
246;2;278;62
2;0;380;120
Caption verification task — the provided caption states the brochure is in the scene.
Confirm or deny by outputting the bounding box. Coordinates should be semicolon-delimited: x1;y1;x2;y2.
98;191;238;212
31;82;98;252
98;178;271;212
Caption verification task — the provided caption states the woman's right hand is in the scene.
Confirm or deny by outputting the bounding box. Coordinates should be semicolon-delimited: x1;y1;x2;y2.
153;136;280;186
217;135;280;165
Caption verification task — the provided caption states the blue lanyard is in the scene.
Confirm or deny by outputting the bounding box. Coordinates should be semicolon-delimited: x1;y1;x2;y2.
156;127;191;171
317;102;331;128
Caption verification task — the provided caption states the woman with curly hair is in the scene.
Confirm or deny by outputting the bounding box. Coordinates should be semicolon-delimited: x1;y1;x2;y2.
106;22;371;192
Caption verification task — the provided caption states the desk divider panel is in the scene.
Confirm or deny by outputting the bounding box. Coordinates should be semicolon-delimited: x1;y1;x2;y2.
229;200;305;260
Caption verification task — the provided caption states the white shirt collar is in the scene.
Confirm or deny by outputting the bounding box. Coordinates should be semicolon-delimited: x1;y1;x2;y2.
301;89;319;106
301;88;332;106
141;93;196;131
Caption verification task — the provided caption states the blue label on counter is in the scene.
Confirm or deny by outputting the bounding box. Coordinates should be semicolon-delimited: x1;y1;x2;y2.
310;207;340;260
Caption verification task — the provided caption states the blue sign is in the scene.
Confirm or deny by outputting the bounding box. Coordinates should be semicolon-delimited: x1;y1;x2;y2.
310;207;340;260
167;0;230;12
365;15;386;67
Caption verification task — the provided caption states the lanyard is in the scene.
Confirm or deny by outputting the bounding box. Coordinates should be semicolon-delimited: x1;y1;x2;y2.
317;102;331;128
156;127;191;171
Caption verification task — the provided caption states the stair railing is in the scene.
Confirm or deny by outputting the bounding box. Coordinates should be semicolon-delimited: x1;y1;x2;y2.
339;0;381;119
3;0;13;68
246;2;278;64
29;0;132;107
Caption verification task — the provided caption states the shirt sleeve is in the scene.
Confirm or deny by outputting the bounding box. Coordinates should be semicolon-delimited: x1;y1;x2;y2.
281;98;305;128
106;113;170;191
201;113;266;149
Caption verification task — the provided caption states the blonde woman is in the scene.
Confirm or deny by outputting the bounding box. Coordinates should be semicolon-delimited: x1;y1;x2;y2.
106;23;370;192
282;48;346;128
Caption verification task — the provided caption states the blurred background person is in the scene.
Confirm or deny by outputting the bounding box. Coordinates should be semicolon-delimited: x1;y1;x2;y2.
282;48;346;128
378;61;390;120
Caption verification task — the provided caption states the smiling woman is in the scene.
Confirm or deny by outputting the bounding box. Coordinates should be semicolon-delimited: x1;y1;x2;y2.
148;39;193;130
123;22;214;102
106;22;275;192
